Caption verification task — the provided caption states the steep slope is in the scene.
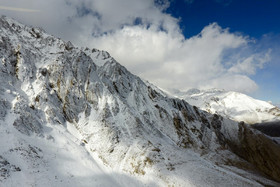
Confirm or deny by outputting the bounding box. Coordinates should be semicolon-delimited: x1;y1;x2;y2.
0;16;144;187
171;88;280;124
253;121;280;137
1;16;280;186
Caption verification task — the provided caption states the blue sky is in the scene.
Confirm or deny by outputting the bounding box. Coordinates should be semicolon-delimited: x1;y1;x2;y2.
167;0;280;38
0;0;279;104
166;0;280;104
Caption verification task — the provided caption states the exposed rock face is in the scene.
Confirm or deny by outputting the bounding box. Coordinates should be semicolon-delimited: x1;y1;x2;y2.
0;16;280;186
232;122;280;182
0;155;21;181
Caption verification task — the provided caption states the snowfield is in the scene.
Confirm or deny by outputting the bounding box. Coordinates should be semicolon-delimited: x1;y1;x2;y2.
170;88;280;124
0;16;280;187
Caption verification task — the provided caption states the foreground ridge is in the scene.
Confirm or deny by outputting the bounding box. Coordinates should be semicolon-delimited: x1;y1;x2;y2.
0;16;280;186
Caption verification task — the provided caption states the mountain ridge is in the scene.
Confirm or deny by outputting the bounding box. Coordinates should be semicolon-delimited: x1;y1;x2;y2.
0;15;280;186
169;88;280;124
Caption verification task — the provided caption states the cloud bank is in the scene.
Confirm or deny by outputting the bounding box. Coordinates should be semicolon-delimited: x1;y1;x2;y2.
0;0;271;93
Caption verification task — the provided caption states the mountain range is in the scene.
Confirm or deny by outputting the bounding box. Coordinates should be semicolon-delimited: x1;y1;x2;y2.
169;88;280;124
0;16;280;187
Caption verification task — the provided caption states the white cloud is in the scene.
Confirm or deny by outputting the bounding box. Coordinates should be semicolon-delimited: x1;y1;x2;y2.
91;23;267;93
202;74;258;93
228;49;271;75
0;6;40;12
0;0;271;94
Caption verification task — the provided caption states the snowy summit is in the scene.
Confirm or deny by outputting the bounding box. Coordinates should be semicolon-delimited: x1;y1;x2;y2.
0;16;280;187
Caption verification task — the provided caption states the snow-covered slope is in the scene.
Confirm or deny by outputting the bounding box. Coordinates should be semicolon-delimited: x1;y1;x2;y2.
1;16;280;186
171;88;280;124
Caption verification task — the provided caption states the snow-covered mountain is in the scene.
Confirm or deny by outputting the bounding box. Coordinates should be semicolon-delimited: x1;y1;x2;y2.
1;16;280;186
171;88;280;124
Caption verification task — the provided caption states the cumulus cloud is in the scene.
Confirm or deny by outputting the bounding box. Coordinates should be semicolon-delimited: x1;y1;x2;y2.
228;49;271;75
91;23;269;93
0;0;271;94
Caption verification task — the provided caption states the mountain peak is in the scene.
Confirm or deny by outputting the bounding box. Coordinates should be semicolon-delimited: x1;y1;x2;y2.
171;88;280;124
1;16;280;186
